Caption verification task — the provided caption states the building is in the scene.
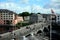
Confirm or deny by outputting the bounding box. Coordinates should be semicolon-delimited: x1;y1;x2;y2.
24;16;30;21
23;16;30;23
41;14;52;23
56;14;60;23
0;9;23;26
42;14;57;23
0;9;23;33
51;14;56;23
29;14;45;23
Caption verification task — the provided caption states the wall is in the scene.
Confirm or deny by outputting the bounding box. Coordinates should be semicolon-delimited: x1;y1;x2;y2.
12;16;23;25
56;14;60;22
24;16;29;21
29;14;45;23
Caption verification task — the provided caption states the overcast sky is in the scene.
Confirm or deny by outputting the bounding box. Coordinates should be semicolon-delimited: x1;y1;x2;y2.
0;0;60;14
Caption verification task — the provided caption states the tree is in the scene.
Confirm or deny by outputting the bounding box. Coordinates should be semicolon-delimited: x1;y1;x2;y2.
19;12;30;19
30;13;34;15
37;13;41;14
6;20;12;25
16;22;22;28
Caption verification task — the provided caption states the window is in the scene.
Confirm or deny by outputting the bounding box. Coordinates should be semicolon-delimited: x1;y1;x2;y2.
1;16;2;17
4;20;5;22
58;17;59;20
4;18;5;19
11;18;13;19
1;13;2;15
9;18;10;19
58;16;59;17
11;14;12;15
11;20;12;22
11;15;13;17
1;18;2;19
4;23;5;24
6;14;8;15
6;20;10;24
9;15;10;17
6;18;8;19
6;16;8;17
2;13;5;15
4;16;5;17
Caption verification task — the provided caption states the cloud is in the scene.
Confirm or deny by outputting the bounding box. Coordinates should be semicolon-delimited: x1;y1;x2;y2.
36;0;41;2
2;0;29;4
51;0;60;2
0;2;31;13
0;2;52;14
0;3;20;12
28;4;51;13
44;0;60;9
44;0;60;14
19;0;29;4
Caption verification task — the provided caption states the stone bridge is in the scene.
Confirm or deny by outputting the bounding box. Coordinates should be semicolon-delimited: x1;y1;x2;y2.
0;22;50;40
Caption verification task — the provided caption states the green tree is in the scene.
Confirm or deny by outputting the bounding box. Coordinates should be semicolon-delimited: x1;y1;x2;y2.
37;13;41;14
7;20;12;25
16;22;22;28
30;13;34;15
19;12;30;19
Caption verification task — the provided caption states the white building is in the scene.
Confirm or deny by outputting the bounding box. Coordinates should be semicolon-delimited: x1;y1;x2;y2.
29;14;45;23
56;14;60;23
24;16;30;21
42;14;52;23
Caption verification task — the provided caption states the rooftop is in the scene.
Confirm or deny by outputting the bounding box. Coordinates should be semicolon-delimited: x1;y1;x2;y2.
0;9;16;14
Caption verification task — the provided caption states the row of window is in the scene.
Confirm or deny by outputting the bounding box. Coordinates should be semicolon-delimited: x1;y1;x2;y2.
0;18;13;19
4;20;12;24
1;13;12;15
1;15;13;17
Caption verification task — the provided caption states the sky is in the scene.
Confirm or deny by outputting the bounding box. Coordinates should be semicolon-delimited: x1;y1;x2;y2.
0;0;60;14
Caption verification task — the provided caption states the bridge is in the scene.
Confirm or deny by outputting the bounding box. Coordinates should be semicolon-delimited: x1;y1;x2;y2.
0;22;50;40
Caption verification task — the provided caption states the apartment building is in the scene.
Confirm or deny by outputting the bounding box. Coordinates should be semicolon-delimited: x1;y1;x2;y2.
29;14;45;23
56;14;60;23
0;9;23;26
42;14;52;23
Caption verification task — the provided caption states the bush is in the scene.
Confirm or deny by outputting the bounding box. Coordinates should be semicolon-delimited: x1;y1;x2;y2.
16;22;31;28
